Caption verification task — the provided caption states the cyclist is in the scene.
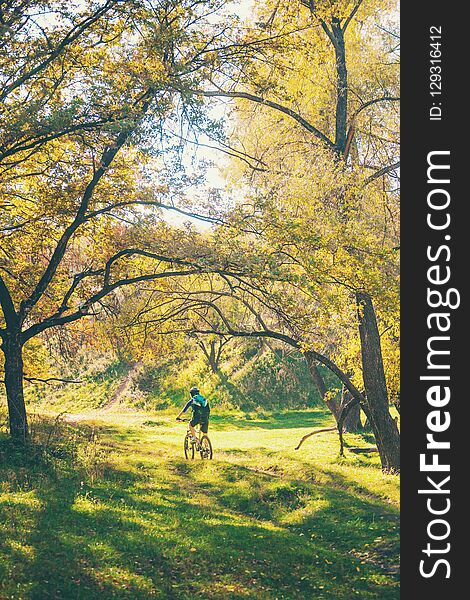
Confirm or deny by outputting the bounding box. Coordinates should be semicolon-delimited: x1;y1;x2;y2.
176;386;210;443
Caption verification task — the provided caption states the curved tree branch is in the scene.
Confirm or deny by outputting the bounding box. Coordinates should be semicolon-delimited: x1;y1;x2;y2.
193;89;335;151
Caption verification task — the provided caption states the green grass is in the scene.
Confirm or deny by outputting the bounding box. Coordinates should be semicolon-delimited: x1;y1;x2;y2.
0;408;399;599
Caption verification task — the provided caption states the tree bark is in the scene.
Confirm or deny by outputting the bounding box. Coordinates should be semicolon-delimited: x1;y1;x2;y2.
356;292;400;471
2;330;28;441
331;19;348;155
340;385;362;432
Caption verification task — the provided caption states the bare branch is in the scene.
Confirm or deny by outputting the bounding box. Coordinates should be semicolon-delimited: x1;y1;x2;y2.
84;200;225;226
192;89;335;150
342;0;364;32
352;96;400;119
364;161;400;185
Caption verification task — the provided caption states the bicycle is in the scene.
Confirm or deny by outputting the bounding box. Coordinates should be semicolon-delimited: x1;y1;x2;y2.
176;418;213;460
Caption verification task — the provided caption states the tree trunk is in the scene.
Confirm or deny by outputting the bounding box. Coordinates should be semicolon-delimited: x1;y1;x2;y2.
332;19;348;155
306;357;361;432
340;386;362;433
2;330;28;441
198;339;222;375
208;341;220;374
356;292;400;472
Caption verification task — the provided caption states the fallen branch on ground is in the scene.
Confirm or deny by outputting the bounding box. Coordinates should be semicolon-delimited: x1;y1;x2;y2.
295;427;338;450
1;376;83;385
24;376;83;384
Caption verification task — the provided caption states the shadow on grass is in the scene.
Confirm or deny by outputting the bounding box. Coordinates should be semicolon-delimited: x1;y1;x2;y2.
0;431;398;600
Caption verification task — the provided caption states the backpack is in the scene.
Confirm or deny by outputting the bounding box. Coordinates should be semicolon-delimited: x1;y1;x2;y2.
192;394;209;410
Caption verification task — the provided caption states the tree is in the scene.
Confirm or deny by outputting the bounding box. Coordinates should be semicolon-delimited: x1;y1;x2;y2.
191;0;400;469
0;0;246;439
192;334;230;374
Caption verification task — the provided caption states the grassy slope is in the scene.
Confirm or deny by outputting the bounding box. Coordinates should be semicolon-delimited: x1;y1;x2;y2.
0;408;399;600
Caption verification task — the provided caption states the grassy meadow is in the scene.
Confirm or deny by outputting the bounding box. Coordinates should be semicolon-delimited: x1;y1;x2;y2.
0;406;399;599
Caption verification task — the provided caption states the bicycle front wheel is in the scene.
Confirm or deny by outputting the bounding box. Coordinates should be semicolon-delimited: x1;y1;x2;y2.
199;435;213;460
184;434;195;460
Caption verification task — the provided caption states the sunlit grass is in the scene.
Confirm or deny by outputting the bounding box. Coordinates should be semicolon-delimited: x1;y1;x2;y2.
0;408;399;599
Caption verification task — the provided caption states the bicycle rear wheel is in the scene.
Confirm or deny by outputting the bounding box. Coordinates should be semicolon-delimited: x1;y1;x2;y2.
199;435;213;460
184;434;195;460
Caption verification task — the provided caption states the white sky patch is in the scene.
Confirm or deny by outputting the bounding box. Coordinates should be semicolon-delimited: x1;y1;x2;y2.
232;0;255;20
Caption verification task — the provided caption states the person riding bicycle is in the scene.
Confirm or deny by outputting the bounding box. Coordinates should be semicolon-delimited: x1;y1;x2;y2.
176;386;210;443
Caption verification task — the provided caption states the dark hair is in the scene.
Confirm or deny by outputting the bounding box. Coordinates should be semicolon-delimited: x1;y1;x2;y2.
189;386;200;397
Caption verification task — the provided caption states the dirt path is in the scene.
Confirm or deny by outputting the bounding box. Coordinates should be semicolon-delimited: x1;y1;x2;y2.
103;361;143;409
